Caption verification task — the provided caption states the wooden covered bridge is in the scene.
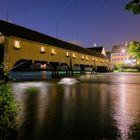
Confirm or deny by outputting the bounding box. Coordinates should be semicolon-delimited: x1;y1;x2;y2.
0;20;110;75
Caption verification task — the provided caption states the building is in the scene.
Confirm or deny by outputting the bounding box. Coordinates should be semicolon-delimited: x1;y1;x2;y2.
111;44;137;65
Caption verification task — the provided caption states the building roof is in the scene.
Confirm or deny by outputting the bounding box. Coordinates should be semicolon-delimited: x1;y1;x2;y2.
87;47;104;53
106;51;111;59
0;20;106;59
112;45;128;53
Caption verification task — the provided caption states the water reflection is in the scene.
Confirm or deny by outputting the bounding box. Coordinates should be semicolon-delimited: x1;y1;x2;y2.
11;73;140;140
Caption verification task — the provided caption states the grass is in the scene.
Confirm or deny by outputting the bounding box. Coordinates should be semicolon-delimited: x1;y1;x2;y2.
114;68;139;72
0;83;18;140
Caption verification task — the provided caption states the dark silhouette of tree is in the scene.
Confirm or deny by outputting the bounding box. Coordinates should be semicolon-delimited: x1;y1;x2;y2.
125;0;140;14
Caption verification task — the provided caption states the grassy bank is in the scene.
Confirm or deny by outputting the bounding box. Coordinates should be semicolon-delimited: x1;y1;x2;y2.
114;64;140;72
0;83;17;140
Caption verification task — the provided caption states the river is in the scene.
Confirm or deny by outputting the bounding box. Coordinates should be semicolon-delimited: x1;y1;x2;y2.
11;72;140;140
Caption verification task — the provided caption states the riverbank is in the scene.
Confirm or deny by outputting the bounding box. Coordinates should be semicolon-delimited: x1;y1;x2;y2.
0;82;17;140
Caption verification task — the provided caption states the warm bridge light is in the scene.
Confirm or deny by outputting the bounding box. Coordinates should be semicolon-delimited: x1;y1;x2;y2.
92;57;95;61
66;52;69;57
40;46;45;53
72;53;76;58
82;56;84;60
51;49;56;55
14;40;21;49
86;56;89;61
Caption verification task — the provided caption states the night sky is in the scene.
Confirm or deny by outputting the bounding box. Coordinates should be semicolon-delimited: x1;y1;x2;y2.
0;0;140;50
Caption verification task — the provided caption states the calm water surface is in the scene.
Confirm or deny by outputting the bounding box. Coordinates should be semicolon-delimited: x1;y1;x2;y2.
11;72;140;140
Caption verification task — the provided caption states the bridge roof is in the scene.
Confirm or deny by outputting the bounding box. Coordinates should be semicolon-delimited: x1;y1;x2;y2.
0;20;106;59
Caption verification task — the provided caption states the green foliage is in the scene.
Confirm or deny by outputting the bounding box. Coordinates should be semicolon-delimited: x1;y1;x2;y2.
128;41;140;59
114;63;140;72
0;62;10;84
114;63;126;71
135;64;140;70
125;0;140;14
0;84;17;140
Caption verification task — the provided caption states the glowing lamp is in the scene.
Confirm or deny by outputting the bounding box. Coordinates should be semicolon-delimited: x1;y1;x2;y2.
66;52;69;57
14;40;21;49
72;53;76;58
86;56;89;61
51;49;56;55
40;47;45;53
122;49;125;53
82;56;84;60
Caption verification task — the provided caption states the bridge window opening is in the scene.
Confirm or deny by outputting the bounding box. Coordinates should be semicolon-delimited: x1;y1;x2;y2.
14;40;21;49
51;49;56;55
66;52;69;57
40;46;45;53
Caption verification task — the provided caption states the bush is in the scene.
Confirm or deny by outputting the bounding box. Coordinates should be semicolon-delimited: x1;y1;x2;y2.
135;64;140;71
114;63;140;72
0;84;17;140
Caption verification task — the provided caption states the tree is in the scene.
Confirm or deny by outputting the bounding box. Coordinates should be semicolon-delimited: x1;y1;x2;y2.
128;41;140;59
125;0;140;14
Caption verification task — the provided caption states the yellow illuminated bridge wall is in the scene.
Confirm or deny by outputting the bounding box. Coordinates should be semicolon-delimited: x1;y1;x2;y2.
4;36;110;71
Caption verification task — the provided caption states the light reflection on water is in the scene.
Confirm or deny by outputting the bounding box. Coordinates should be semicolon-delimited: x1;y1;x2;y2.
11;72;140;140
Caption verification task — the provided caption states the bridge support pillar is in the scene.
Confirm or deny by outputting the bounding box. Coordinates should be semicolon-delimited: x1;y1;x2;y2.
51;62;59;77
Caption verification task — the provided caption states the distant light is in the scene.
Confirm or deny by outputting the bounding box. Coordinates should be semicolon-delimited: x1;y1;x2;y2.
125;41;128;46
122;49;125;53
93;43;96;47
